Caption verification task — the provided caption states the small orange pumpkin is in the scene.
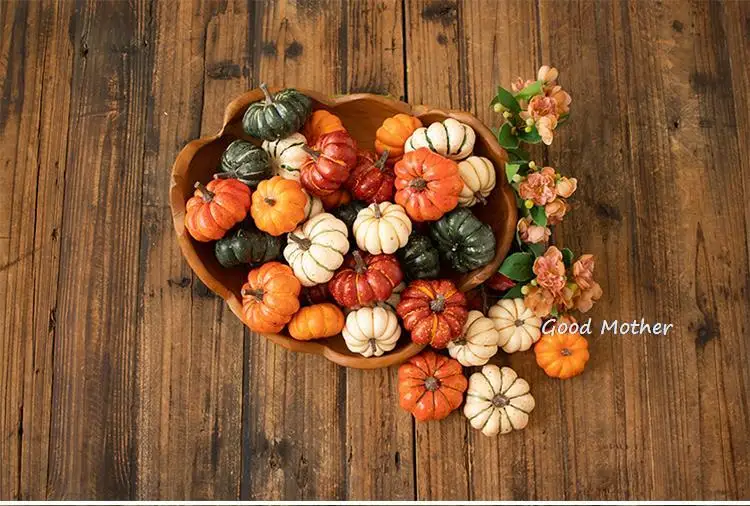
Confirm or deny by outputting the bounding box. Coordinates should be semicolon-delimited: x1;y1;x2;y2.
319;188;352;210
241;262;301;333
302;109;346;146
394;148;463;222
398;350;467;422
535;327;590;379
185;179;251;241
375;113;422;164
288;303;345;340
251;176;307;236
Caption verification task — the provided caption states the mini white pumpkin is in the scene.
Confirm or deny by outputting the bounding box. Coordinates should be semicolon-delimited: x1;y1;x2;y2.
283;213;349;286
447;310;500;366
404;118;476;160
262;132;308;181
353;202;412;255
302;190;324;220
488;298;542;353
464;364;535;436
342;306;401;357
457;156;496;207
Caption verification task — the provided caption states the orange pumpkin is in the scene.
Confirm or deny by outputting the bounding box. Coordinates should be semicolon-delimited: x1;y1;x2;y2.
185;179;251;241
251;176;307;236
241;262;301;333
302;109;346;146
375;113;422;164
535;328;590;379
394;148;463;222
288;303;345;340
398;350;467;422
320;188;352;210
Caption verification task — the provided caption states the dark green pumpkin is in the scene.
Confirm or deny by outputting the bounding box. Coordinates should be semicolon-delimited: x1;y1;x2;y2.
397;234;440;280
242;83;312;141
216;139;272;188
214;224;283;268
429;208;496;273
331;200;367;247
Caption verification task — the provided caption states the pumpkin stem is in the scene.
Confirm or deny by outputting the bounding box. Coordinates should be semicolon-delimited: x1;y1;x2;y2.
302;144;320;161
264;197;276;206
259;82;274;104
409;177;427;190
424;376;440;392
375;150;389;171
561;348;572;357
194;181;215;202
492;394;509;408
352;250;367;274
369;338;378;355
241;288;264;300
475;192;487;205
429;294;446;313
372;204;382;219
289;234;312;250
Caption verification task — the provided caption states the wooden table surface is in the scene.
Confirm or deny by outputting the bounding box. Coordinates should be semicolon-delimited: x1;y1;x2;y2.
2;0;749;501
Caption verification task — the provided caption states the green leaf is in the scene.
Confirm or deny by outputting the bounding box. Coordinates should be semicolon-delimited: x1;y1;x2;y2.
497;123;520;150
530;205;547;227
550;305;559;317
505;162;523;184
517;125;542;144
498;252;534;282
502;284;525;300
514;79;543;101
507;147;531;162
562;248;575;268
490;86;521;114
526;242;545;258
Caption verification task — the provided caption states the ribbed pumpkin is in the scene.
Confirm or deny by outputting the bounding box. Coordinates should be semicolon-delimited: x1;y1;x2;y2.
288;303;345;340
251;176;307;236
215;139;272;188
302;109;346;146
262;133;308;181
397;233;440;280
242;84;312;141
394;148;463;222
430;208;496;273
396;279;468;349
300;131;358;196
185;179;252;242
405;118;476;160
375;113;422;165
241;262;301;333
346;150;395;203
328;251;404;308
214;222;283;267
398;350;467;422
535;327;590;379
283;213;350;286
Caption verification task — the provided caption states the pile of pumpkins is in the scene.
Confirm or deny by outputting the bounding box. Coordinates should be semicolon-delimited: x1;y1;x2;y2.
183;85;554;436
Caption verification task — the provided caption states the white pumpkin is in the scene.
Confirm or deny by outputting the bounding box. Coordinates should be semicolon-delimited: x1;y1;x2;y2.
353;202;412;255
404;118;476;160
447;310;500;366
342;306;401;357
464;365;535;436
457;156;496;207
283;213;349;286
262;133;308;181
302;190;324;220
488;298;542;353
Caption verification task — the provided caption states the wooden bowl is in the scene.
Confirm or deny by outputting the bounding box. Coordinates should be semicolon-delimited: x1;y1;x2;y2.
169;89;517;369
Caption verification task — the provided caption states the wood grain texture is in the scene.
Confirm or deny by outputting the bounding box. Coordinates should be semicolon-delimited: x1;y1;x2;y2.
1;0;749;500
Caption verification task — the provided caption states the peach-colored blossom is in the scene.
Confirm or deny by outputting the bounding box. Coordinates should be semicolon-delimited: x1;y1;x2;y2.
524;285;556;317
574;281;602;312
518;168;557;206
572;254;596;290
546;84;572;116
517;216;551;244
525;95;558;121
556;176;577;198
533;246;566;295
536;115;558;145
510;77;535;93
537;65;559;84
545;199;568;225
556;283;577;311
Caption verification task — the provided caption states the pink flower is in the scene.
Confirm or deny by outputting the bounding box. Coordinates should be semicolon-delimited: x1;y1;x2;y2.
575;281;602;312
545;199;568;225
511;77;535;93
556;176;577;198
533;246;566;295
524;95;559;121
546;85;572;116
524;285;556;318
556;283;577;310
572;254;596;290
518;168;557;206
517;216;551;244
537;65;559;84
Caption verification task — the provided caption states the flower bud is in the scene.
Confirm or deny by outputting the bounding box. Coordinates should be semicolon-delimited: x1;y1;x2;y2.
493;103;504;113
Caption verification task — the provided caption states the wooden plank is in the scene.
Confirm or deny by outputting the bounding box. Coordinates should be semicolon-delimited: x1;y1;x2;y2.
44;0;154;498
134;0;248;499
342;1;415;501
0;1;45;499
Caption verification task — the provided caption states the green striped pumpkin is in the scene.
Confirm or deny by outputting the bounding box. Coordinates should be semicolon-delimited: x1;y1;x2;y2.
214;222;283;268
397;233;441;280
215;139;272;188
404;118;476;160
242;84;312;141
429;208;495;273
